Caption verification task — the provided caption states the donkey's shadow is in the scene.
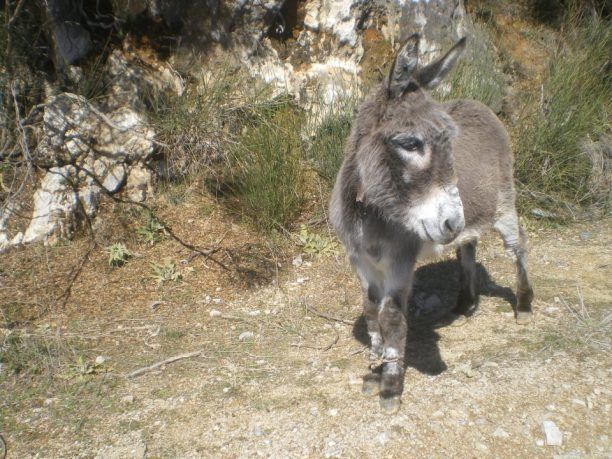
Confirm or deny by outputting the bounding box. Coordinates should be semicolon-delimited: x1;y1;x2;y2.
352;259;516;376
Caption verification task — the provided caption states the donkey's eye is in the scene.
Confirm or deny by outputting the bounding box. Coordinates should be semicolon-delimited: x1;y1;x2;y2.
391;134;424;153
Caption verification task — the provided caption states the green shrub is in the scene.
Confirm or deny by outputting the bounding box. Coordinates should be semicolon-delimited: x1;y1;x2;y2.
149;67;281;179
106;243;131;267
136;211;165;245
150;259;182;285
229;102;305;231
514;11;611;213
305;94;358;184
296;224;338;256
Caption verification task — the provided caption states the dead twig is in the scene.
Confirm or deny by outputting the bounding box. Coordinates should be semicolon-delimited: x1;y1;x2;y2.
55;240;96;308
290;328;340;352
7;0;27;26
126;350;203;378
305;304;355;326
348;345;368;356
71;163;231;271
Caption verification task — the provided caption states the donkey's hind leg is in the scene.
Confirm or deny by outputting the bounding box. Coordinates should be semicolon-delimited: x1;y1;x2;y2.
494;211;534;324
362;287;383;396
453;240;479;316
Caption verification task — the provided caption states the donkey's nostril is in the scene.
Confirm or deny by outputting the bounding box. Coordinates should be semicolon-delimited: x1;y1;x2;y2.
444;219;455;233
444;217;464;235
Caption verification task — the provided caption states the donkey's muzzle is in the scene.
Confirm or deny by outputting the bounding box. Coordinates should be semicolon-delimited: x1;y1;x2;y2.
443;213;465;238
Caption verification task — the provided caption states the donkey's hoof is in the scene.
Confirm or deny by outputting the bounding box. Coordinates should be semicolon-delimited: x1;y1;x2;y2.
516;310;533;325
362;374;381;396
450;313;469;327
379;395;401;414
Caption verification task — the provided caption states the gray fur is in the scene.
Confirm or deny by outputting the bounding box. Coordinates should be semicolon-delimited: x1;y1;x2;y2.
329;35;534;413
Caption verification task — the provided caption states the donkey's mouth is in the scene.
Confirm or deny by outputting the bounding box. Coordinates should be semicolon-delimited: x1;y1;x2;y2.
421;222;435;242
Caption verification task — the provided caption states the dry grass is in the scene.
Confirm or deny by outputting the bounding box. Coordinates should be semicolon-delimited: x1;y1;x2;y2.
513;9;611;216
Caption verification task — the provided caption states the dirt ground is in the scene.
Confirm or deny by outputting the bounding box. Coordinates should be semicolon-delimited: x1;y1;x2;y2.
1;192;610;458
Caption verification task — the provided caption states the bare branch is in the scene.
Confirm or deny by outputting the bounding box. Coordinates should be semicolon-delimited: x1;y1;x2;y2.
305;304;355;326
7;0;27;27
125;350;203;378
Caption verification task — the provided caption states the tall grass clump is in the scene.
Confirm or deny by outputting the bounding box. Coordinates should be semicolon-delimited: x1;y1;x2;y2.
149;67;279;179
305;92;359;184
514;9;611;214
229;100;306;231
433;23;506;112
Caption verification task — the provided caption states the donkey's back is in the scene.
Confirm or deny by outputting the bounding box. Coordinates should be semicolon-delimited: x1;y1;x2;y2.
442;99;516;244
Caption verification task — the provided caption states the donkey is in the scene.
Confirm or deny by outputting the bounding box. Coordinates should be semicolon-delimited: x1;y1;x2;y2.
329;34;534;414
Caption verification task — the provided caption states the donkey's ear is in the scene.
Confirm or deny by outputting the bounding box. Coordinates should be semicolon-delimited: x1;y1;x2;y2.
387;33;420;99
415;37;467;89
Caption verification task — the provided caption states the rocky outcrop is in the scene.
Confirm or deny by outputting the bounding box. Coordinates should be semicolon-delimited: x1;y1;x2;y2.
44;0;92;67
0;44;185;251
0;91;155;251
213;0;472;109
1;0;476;251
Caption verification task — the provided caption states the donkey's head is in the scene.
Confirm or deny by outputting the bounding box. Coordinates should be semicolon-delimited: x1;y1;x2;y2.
356;34;467;244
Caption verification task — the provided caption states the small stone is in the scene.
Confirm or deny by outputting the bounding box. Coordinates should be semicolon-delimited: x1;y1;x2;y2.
536;439;545;446
481;361;499;369
475;442;489;452
212;298;222;304
328;408;338;417
554;296;561;303
44;398;58;406
579;231;591;241
546;404;556;411
376;431;389;445
148;300;162;311
121;395;135;404
542;420;563;446
571;399;586;407
209;309;222;317
215;287;222;292
222;387;230;393
493;427;509;438
459;362;475;378
296;277;308;284
95;356;106;365
248;310;261;316
239;331;255;341
292;255;303;267
253;426;264;437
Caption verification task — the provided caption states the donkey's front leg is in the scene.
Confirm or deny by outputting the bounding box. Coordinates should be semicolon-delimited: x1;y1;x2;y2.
362;288;383;396
378;295;408;414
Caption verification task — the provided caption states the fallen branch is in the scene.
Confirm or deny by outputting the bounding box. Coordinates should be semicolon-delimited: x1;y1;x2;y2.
125;350;203;378
306;304;355;326
56;240;96;308
348;345;368;356
291;330;339;352
70;163;231;271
